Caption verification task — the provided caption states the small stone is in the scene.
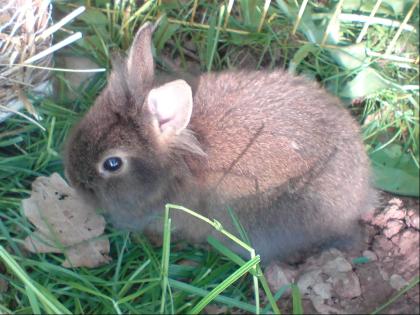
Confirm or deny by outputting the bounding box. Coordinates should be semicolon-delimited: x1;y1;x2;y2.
332;271;362;299
388;207;406;220
316;248;344;264
406;211;420;230
382;263;398;283
265;262;296;296
355;263;394;307
391;229;420;279
392;229;419;256
372;236;395;258
297;269;323;296
383;219;405;239
362;250;378;261
311;295;344;314
389;274;408;290
407;209;416;217
371;213;388;228
322;256;353;275
313;282;333;300
326;296;339;306
372;199;406;228
389;198;404;207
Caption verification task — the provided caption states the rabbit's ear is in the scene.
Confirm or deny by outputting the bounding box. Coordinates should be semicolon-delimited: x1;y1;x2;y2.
127;22;154;93
146;80;193;138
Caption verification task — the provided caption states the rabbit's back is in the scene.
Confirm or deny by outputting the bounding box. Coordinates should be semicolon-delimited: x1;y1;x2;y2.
188;70;367;196
179;70;376;260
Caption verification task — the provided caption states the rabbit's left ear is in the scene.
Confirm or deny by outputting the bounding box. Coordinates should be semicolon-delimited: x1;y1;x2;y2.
127;22;155;95
145;79;193;139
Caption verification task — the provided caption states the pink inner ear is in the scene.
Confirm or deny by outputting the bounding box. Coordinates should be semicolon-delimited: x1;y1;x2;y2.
149;97;178;131
158;118;171;130
147;80;193;135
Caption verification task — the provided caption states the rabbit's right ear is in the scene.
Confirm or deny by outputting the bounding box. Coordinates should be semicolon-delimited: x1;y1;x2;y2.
146;79;193;143
127;22;155;96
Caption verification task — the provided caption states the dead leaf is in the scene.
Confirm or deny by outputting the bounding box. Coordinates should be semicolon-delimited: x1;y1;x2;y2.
22;173;111;268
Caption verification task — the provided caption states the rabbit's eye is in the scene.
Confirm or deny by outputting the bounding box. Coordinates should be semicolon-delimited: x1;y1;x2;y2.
103;157;123;172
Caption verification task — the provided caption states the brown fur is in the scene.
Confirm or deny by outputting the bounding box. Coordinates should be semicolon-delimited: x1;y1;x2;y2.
64;23;377;262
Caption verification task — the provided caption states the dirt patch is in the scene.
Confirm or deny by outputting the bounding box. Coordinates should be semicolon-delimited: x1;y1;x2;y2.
266;193;420;314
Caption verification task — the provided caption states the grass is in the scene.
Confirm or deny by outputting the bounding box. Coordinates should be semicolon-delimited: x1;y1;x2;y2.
0;0;419;314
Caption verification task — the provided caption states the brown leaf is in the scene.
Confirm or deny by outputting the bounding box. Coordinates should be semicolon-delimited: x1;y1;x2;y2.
24;231;61;253
22;173;111;268
63;239;111;268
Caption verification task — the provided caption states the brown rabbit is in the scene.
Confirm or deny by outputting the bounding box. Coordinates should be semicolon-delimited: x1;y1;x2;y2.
64;22;377;262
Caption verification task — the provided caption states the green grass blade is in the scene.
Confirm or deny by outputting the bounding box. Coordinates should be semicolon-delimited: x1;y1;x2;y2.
190;256;261;314
207;235;246;267
112;232;130;293
371;275;420;314
0;304;12;314
169;278;256;313
0;246;71;314
227;207;252;246
160;206;172;314
262;284;291;313
117;259;151;298
74;297;84;314
291;284;303;315
0;217;23;256
117;281;160;305
25;284;41;315
257;267;281;315
208;236;281;314
206;5;225;72
67;281;115;303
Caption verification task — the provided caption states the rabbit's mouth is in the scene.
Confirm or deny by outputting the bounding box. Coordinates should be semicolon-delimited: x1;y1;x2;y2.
103;206;162;232
97;188;170;231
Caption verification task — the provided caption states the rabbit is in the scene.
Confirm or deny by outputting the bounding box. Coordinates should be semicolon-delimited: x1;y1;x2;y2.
64;22;377;262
